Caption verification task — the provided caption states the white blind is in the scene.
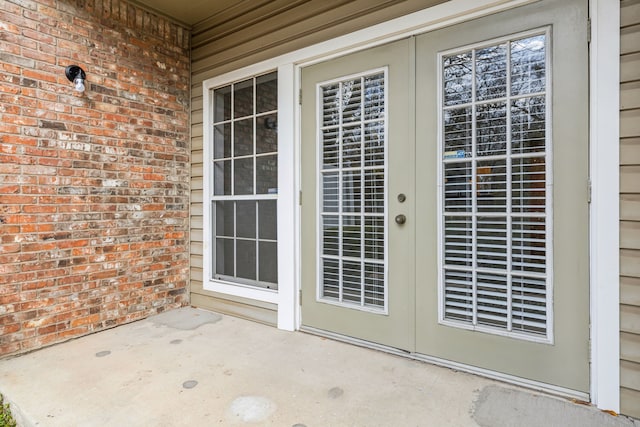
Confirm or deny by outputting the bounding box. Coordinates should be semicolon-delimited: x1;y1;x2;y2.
318;70;387;310
440;32;551;339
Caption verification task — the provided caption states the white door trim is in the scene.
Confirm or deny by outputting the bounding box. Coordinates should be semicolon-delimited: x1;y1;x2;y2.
589;0;620;413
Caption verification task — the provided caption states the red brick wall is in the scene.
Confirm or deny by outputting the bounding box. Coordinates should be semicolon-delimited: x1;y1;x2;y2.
0;0;191;355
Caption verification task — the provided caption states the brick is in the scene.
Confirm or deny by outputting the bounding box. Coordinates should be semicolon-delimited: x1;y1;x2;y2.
0;0;189;358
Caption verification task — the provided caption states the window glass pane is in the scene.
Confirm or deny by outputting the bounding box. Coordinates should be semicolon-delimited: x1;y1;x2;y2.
214;85;231;122
234;118;253;157
443;52;472;106
256;72;277;113
259;241;278;284
214;123;231;159
511;35;546;96
256;155;277;194
213;160;231;195
234;158;253;195
475;44;507;101
256;113;277;154
258;200;277;240
215;201;234;238
236;201;256;239
215;238;234;277
236;240;256;280
322;172;339;213
234;79;253;118
211;72;278;290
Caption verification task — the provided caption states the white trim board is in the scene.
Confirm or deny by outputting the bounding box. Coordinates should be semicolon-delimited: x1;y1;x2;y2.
200;0;621;410
588;0;620;413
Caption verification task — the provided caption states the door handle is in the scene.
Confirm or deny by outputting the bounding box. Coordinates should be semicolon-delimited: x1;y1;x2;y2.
395;214;406;225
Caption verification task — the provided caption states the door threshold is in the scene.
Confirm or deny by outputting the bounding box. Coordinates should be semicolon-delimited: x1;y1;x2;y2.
299;326;590;402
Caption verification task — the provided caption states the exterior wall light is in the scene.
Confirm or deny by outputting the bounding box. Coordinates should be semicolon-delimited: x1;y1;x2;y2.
65;65;86;92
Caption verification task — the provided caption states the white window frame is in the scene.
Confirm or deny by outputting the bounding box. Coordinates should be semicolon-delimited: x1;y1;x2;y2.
201;0;619;410
436;28;554;344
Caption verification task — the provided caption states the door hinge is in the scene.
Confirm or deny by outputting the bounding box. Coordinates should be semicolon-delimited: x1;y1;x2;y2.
587;179;592;204
299;88;302;105
299;190;302;206
587;18;591;44
299;289;302;305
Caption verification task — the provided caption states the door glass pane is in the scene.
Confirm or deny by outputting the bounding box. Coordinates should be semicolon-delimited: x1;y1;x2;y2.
443;52;472;106
476;44;507;101
318;70;387;311
440;31;550;339
511;35;546;96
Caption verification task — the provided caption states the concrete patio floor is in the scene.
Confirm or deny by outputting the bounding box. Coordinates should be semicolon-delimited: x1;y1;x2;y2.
0;307;638;427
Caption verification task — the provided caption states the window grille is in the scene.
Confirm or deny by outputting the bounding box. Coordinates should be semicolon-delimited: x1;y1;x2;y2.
439;31;551;340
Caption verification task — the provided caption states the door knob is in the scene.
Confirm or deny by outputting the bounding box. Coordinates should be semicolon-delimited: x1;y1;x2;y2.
395;214;406;225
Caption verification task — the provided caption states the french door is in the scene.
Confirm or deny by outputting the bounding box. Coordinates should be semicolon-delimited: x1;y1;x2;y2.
301;0;589;392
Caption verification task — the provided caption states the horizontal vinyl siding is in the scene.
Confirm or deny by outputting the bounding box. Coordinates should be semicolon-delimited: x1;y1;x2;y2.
621;0;640;419
188;0;447;320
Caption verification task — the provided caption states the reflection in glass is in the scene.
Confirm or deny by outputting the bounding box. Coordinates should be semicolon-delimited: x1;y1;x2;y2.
256;155;277;194
257;114;277;154
236;200;256;239
256;72;277;113
234;79;253;118
214;123;231;159
234;118;253;156
234;157;253;195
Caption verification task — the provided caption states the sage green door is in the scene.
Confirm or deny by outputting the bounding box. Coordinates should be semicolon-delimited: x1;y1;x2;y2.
300;39;415;350
301;0;589;393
